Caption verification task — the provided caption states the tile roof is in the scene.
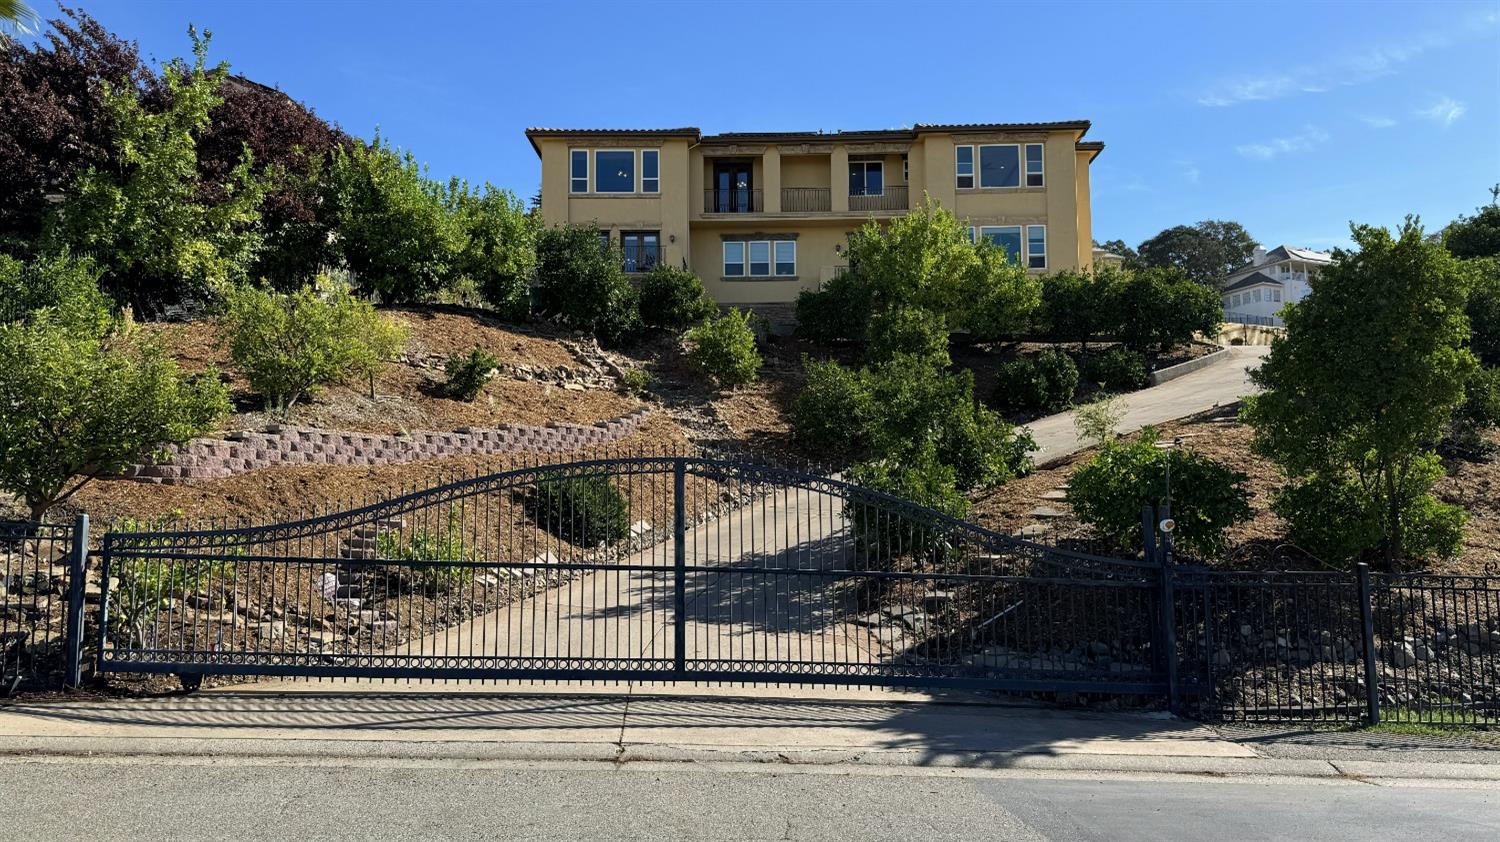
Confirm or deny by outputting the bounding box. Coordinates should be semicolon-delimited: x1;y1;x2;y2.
524;122;1098;153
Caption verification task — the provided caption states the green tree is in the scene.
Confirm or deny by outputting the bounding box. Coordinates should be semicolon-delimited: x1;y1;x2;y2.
681;308;761;388
1136;220;1259;286
1242;220;1475;569
865;306;949;366
221;279;407;417
532;224;641;344
1036;266;1118;348
0;251;112;334
1112;266;1222;352
1467;257;1500;367
1443;187;1500;260
0;0;39;36
1094;238;1138;265
47;28;266;314
638;264;716;330
446;179;535;318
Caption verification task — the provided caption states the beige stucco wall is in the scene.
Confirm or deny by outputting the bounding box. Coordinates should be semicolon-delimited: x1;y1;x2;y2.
689;221;856;305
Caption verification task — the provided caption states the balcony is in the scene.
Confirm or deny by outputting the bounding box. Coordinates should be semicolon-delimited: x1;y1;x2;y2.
849;185;908;213
704;188;763;214
621;243;661;274
781;187;831;213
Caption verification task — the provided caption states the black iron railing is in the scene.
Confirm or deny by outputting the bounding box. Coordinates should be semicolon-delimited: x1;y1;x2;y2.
849;184;909;212
621;244;660;274
1223;311;1281;327
781;187;831;213
1;517;87;693
704;188;763;214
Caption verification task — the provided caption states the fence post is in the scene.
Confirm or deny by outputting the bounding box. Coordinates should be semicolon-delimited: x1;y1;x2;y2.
62;514;89;689
1144;506;1179;713
672;457;687;676
1356;562;1380;726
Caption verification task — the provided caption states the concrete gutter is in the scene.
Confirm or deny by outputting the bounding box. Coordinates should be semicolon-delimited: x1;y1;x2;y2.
1148;348;1230;386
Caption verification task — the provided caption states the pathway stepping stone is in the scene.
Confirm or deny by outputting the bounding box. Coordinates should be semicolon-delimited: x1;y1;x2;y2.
1026;506;1068;519
1040;489;1069;501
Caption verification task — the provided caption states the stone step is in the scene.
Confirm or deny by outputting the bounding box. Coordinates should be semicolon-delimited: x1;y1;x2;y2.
1026;506;1069;519
1039;490;1069;501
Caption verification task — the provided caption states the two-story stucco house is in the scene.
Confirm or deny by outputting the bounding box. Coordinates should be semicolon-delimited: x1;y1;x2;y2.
1220;245;1333;327
527;121;1104;319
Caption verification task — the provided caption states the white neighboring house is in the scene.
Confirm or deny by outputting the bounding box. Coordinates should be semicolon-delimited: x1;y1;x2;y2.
1221;245;1333;327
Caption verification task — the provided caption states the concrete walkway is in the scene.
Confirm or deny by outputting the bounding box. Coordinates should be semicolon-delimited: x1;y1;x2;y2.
1026;345;1269;464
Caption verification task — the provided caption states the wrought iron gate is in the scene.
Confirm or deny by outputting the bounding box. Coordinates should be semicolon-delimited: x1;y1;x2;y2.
96;457;1167;693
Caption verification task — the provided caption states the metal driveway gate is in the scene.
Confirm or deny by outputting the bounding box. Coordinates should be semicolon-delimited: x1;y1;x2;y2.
96;457;1167;695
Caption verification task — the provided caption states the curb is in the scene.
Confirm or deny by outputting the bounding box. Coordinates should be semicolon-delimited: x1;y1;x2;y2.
1148;348;1230;386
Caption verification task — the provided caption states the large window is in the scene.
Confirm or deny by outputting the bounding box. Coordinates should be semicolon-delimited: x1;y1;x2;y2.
570;150;588;193
979;225;1023;263
1025;143;1044;187
593;149;635;193
956;145;974;189
1026;224;1047;269
978;145;1020;188
849;161;883;196
621;231;659;273
748;241;771;276
774;241;796;277
723;241;745;277
641;149;659;193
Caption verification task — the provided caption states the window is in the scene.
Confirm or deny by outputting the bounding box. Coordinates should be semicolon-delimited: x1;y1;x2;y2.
849;161;883;196
1252;289;1262;302
966;226;976;243
1026;224;1047;269
723;241;745;277
979;225;1022;264
979;145;1020;188
570;150;588;193
621;231;659;273
1025;143;1044;187
1231;293;1241;307
955;145;974;189
901;154;908;183
1271;289;1282;302
598;231;611;253
641;149;659;193
593;149;635;193
749;241;771;276
774;241;796;276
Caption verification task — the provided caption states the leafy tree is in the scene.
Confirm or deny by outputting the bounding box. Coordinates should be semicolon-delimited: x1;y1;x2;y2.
794;269;874;344
220;280;406;417
993;349;1078;414
1443;187;1500;260
0;251;111;334
1112;266;1222;352
1136;220;1259;286
1036;266;1117;347
48;27;266;314
0;0;40;35
1066;427;1252;558
322;133;461;303
1242;220;1475;569
682;308;761;388
1447;366;1500;457
846;442;970;564
446;180;535;319
1467;257;1500;367
792;356;875;457
0;8;152;253
866;306;949;366
532;224;641;344
638;263;715;330
1094;238;1138;265
0;311;230;521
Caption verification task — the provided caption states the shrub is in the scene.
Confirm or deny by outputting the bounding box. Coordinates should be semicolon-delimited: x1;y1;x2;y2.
533;225;641;344
682;308;761;388
866;306;949;366
792;356;875;457
528;473;630;546
221;279;407;416
375;511;474;592
1273;470;1465;565
1073;392;1126;447
618;367;651;395
0;252;113;334
795;270;874;344
1066;428;1252;558
1468;257;1500;367
444;346;500;402
846;443;970;565
1111;266;1222;352
1036;267;1117;346
992;349;1078;414
1081;347;1149;392
108;537;234;647
638;264;716;330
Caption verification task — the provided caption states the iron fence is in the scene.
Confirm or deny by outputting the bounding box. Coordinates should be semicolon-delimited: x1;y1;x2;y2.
781;187;831;213
849;185;909;213
0;518;86;694
704;188;763;214
1223;311;1281;327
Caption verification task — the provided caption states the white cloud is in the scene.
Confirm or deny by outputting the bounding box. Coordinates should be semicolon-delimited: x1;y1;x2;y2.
1359;115;1397;128
1176;159;1201;185
1235;126;1330;161
1416;96;1466;126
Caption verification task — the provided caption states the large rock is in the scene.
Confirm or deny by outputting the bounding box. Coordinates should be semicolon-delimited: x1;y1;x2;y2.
1388;641;1417;669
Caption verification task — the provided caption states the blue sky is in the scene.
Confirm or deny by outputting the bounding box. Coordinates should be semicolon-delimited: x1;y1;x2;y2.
48;0;1500;251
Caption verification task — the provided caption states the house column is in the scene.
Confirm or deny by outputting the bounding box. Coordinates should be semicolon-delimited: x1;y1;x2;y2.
831;146;849;212
763;147;782;213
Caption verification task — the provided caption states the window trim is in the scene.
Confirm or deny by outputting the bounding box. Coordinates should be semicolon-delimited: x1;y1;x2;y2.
570;149;589;194
620;229;660;274
1025;143;1045;187
592;148;637;194
1026;224;1047;270
955;145;975;189
641;149;660;194
774;240;796;277
723;241;746;277
977;144;1022;189
848;160;884;196
748;240;772;276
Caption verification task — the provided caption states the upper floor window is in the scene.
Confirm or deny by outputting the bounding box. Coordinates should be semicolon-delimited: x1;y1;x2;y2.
1026;224;1046;269
642;150;660;194
1025;143;1044;187
978;145;1020;188
594;150;635;193
849;161;884;196
570;150;588;193
956;146;975;189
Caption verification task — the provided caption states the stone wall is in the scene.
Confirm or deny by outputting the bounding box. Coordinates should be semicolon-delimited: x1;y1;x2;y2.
114;408;652;485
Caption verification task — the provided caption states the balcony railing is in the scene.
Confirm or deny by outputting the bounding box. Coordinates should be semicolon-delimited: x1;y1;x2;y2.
704;188;763;214
848;185;909;212
781;187;831;213
621;244;661;274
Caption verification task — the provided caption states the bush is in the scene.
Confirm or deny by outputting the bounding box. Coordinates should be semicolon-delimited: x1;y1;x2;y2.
846;444;970;565
794;270;873;344
618;367;651;395
1073;392;1126;447
221;279;407;416
682;308;761;388
1036;267;1117;346
528;473;630;546
792;356;875;457
993;349;1078;414
533;225;642;344
1111;267;1222;353
866;306;949;366
1081;347;1149;392
1469;257;1500;367
638;265;716;330
1273;471;1465;564
444;346;500;401
1066;428;1252;558
376;511;475;592
0;251;113;335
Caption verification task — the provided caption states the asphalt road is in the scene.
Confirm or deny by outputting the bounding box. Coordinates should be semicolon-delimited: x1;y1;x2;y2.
2;755;1495;842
